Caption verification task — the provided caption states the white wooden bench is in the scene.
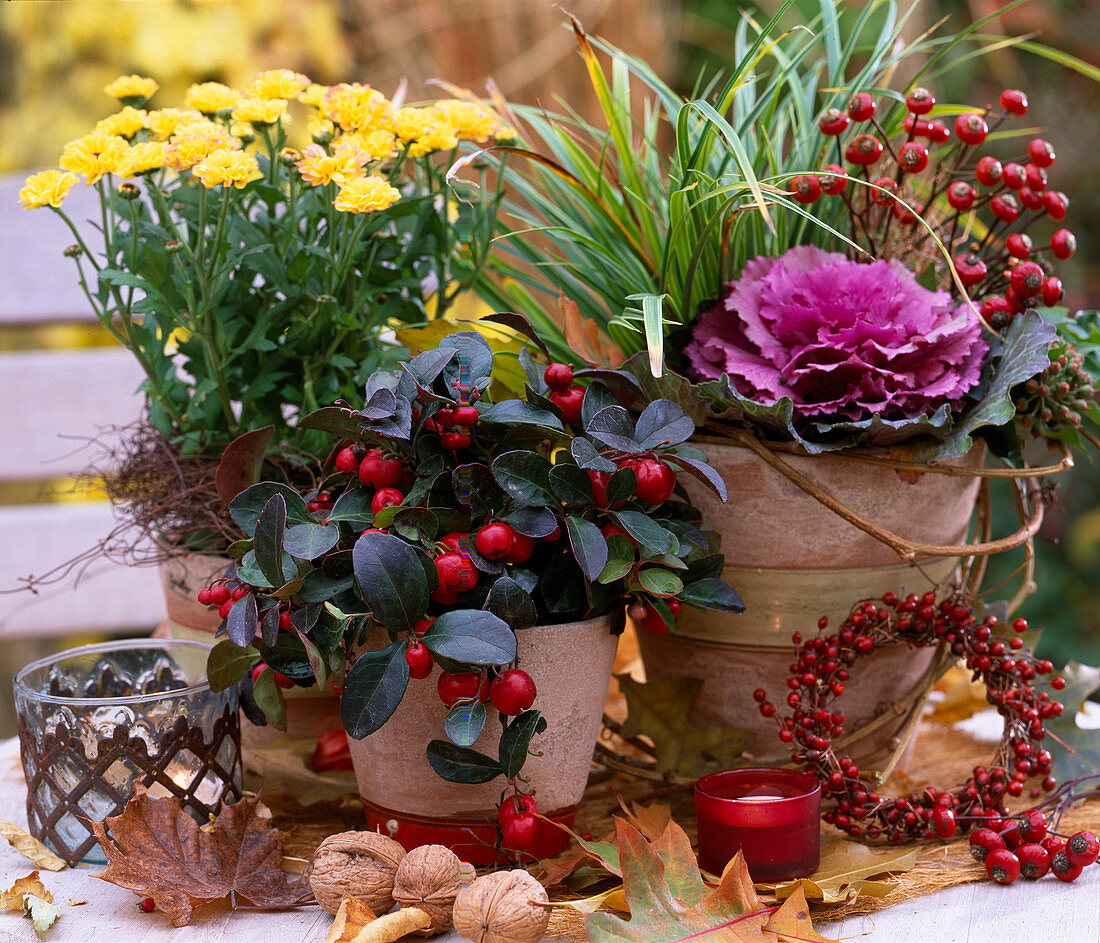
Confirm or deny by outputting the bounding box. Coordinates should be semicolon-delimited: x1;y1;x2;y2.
0;173;166;637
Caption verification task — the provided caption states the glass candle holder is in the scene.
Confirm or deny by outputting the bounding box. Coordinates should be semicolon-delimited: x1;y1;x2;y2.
695;767;821;882
14;638;243;866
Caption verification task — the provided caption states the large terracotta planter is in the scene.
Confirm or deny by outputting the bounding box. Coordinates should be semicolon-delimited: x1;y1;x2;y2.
637;441;984;766
348;614;620;865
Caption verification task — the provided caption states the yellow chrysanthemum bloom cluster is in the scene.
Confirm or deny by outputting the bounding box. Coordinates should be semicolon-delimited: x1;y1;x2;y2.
333;175;401;214
433;99;510;143
95;106;149;139
193;149;262;189
169;122;240;170
185;82;241;116
232;97;288;127
247;69;311;101
18;170;78;209
296;143;364;187
60;131;130;184
322;83;394;133
147;107;206;141
120;141;168;177
104;75;159;104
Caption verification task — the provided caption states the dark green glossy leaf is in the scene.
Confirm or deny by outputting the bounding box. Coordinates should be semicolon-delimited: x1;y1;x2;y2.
253;667;287;731
498;710;547;779
665;451;728;502
298;569;355;602
598;534;637;584
284;521;341;560
206;640;259;691
484;576;538;631
230;481;313;533
341;641;410;738
571;437;617;473
311;606;349;652
550;464;594;506
566;516;609;581
505;506;559;538
637;567;684;597
422;609;517;665
391;507;439;543
298;406;364;440
491;451;556;507
351;532;429;633
634;399;695;450
237;551;275;589
479;399;564;432
606;467;637;507
254;495;287;588
327;488;375;524
481;312;552;359
295;630;328;688
613;510;672;554
259;605;280;647
226;593;259;647
426;740;503;784
259;635;316;681
440;331;494;392
586;405;641;453
679;578;746;613
444;702;487;747
581;382;618;429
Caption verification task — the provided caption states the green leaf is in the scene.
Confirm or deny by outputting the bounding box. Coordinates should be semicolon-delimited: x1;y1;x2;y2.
479;399;564;432
351;532;429;633
298;405;365;440
485;576;539;631
567;516;609;581
637;567;683;597
634;400;694;450
295;630;328;689
253;494;288;587
598;534;636;583
231;482;314;533
205;640;259;691
491;450;557;506
550;464;595;506
505;506;560;538
341;641;410;738
422;610;517;665
444;702;487;747
612;510;672;554
426;740;503;784
571;438;617;473
283;522;341;559
586;405;641;453
259;605;280;647
226;593;259;648
299;569;355;602
679;578;746;613
328;488;375;524
605;467;637;507
498;709;547;779
253;667;288;732
22;893;61;940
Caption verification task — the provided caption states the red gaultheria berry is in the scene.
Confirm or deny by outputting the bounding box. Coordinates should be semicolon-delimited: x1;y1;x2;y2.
440;431;471;449
975;155;1003;186
1066;831;1100;867
490;668;537;715
871;177;897;205
437;671;483;708
846;133;883;165
543;362;574;391
589;470;620;509
452;405;479;426
503;532;536;564
955;112;988;146
1000;88;1029;115
1017;843;1050;879
1042;190;1069;220
1042;276;1064;307
627;601;647;622
818;107;850;136
435;407;454;426
196;588;211;606
928;120;951;143
1006;233;1032;259
954;253;987;286
991;193;1021;223
947;181;976;211
1018;187;1043;211
985;848;1021;884
218;600;234;620
1050;228;1076;259
140;897;156;913
438;531;465;552
904;115;933;137
359;449;404;489
334;446;359;473
1028;138;1055;167
906;86;936;115
405;641;433;680
846;92;875;121
790;174;821;204
1010;261;1044;299
435;551;477;592
498;793;538;824
970;828;1006;863
819;163;846;194
278;611;293;632
475;522;515;560
549;385;585;424
639;604;671;635
232;585;250;601
371;487;403;514
501;811;542;850
898;141;929;173
1001;162;1026;190
208;584;230;605
1024;163;1048;192
633;458;676;505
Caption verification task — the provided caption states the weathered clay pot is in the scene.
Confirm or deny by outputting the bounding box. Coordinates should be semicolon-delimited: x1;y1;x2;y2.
348;614;620;865
636;441;984;766
158;552;342;748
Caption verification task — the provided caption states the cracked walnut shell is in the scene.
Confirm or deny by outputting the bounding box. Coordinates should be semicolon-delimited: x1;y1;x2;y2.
309;830;406;915
452;870;549;943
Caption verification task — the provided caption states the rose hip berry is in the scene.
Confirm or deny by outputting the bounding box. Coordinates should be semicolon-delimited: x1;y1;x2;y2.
846;133;883;165
790;174;821;204
818;107;850;136
898;141;929;173
1042;190;1069;220
1028;138;1055;167
969;828;1006;864
475;522;514;560
947;181;976;211
1016;843;1050;879
999;88;1029;115
490;668;537;715
1050;228;1076;260
954;112;988;146
1006;233;1032;259
1010;261;1044;299
975;155;1003;187
846;92;875;121
906;87;935;114
1066;830;1099;868
140;898;156;913
985;848;1021;884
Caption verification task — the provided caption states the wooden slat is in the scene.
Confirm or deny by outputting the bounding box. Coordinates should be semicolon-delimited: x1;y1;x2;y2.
0;347;145;480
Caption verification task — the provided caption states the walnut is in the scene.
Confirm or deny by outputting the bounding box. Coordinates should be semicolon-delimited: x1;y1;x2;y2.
309;830;406;915
391;844;468;934
452;870;550;943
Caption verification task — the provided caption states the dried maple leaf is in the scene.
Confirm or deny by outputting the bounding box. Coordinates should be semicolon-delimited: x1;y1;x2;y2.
1;872;52;909
616;796;671;841
91;791;312;927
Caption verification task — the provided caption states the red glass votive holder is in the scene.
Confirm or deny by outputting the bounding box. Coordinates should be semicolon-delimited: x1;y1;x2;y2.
695;768;821;882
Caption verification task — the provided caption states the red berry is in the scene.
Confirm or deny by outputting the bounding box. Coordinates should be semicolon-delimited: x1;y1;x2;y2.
273;671;294;689
1041;836;1064;857
544;362;574;392
871;176;897;205
1042;276;1063;307
1010;261;1044;299
898;141;929;173
975;155;1003;187
475;522;514;560
985;848;1020;884
544;523;561;541
1018;186;1043;211
440;432;471;449
947;181;976;211
627;601;647;621
846;92;875;121
490;668;537;715
632;458;675;505
208;584;230;605
1016;809;1047;842
905;86;936;115
371;487;403;514
452;405;479;426
991;194;1020;223
278;611;293;632
405;641;433;679
1050;228;1076;260
1024;162;1047;192
252;663;266;684
549;386;585;424
498;793;539;824
218;600;234;620
639;604;673;635
970;828;1006;864
431;585;461;605
437;671;483;708
818;107;850;136
845;133;883;166
501;810;542;850
790;173;821;204
197;588;211;606
334;446;359;473
1001;162;1026;190
1005;233;1032;259
439;531;466;552
140;897;156;913
1017;843;1050;879
933;807;957;840
359;449;404;489
503;532;536;564
904;115;933;137
1042;190;1069;220
1054;861;1084;882
999;88;1029;116
1028;138;1055;167
819;163;846;195
928;120;951;144
1066;830;1099;868
954;112;988;146
954;253;987;286
435;551;478;592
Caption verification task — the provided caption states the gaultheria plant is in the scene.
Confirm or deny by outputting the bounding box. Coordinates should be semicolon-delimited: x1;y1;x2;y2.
685;247;988;423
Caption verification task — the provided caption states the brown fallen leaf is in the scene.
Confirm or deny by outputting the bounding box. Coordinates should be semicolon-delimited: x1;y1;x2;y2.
91;791;313;927
0;820;67;871
764;885;837;943
326;896;378;943
67;899;86;907
1;872;52;910
615;796;671;842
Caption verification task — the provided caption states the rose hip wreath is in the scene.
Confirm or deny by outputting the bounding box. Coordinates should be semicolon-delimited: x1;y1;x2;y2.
754;590;1069;847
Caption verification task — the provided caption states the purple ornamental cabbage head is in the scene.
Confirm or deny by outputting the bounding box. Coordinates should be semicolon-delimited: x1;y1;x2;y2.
685;246;989;421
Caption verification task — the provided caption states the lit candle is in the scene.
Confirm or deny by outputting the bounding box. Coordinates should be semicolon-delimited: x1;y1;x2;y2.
694;768;821;882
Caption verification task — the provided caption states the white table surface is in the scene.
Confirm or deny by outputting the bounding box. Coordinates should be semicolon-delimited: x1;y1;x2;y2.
0;735;1097;943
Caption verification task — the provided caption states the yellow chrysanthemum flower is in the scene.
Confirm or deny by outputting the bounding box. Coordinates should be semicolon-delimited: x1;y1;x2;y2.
185;81;241;116
169;125;239;170
95;106;149;139
193;148;262;189
299;84;329;108
333;174;401;213
104;74;159;103
338;128;398;162
120;141;168;177
323;83;393;133
308;113;336;143
433;99;505;142
393;106;435;144
59;131;130;184
18;170;78;209
232;97;288;127
147;107;206;140
246;69;311;101
295;143;364;187
408;122;459;158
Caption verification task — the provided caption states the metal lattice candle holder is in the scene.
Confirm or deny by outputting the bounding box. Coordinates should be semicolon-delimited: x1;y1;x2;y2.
14;638;242;866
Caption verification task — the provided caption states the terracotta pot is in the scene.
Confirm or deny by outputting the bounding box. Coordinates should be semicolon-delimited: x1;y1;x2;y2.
158;553;342;748
349;614;621;865
637;441;984;766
